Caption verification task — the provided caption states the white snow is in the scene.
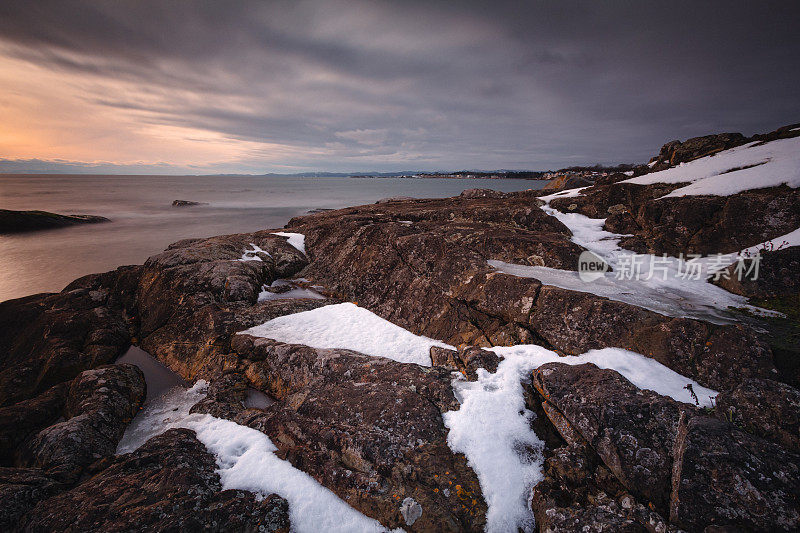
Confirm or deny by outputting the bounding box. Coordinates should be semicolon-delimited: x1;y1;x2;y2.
118;298;723;533
258;279;326;302
272;231;306;255
443;356;543;533
442;343;716;533
240;302;453;366
622;136;800;196
489;345;718;407
739;226;800;255
538;186;589;201
117;382;398;533
238;243;271;262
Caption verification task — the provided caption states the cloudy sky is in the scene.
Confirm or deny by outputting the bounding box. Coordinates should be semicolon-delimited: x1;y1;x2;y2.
0;1;798;174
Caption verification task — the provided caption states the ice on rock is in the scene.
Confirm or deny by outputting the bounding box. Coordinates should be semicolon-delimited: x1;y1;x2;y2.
257;279;326;302
498;186;785;323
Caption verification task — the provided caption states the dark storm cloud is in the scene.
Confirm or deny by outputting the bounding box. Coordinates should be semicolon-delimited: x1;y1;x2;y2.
1;0;798;172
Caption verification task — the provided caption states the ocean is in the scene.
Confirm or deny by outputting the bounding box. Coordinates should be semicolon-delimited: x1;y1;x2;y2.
0;174;546;301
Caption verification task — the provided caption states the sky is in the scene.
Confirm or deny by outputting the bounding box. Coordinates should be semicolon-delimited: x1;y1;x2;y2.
0;0;798;175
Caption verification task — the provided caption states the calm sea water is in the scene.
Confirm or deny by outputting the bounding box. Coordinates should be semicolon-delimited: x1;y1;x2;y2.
0;174;546;302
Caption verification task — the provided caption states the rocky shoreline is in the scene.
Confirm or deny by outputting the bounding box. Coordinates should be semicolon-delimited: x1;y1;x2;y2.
0;124;798;531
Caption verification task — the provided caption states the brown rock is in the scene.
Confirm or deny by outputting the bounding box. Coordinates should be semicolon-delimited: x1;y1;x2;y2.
189;372;250;419
20;429;290;532
459;188;507;198
0;383;68;466
0;271;134;407
134;231;321;380
231;335;486;531
530;287;777;391
0;467;63;530
429;345;500;379
0;209;108;234
670;415;800;531
550;181;800;256
21;364;145;482
657;132;747;166
714;378;800;454
532;362;697;514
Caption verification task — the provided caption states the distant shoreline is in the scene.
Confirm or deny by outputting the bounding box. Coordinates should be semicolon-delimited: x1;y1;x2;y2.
349;173;548;180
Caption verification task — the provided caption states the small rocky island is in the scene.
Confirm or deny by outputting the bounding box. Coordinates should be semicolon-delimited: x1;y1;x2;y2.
0;209;108;234
0;124;798;532
171;199;209;207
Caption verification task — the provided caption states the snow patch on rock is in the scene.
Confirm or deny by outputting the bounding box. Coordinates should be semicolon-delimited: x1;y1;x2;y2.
622;136;800;196
272;231;306;255
117;382;399;533
240;302;452;366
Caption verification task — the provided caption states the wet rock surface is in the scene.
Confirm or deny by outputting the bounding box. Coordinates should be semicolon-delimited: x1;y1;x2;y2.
19;429;290;532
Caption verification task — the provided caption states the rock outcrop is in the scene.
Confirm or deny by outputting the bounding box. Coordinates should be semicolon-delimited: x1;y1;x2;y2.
231;335;487;532
550;183;800;256
0;209;109;234
531;362;800;531
134;231;315;380
0;268;136;407
19;429;290;532
1;123;799;532
21;364;145;482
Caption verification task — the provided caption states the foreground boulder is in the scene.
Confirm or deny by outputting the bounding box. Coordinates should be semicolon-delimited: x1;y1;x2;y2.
231;335;487;531
533;362;800;531
21;364;145;482
0;269;135;406
19;429;290;532
532;362;694;514
671;416;800;531
134;231;315;380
